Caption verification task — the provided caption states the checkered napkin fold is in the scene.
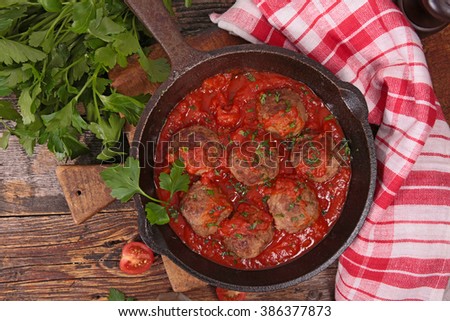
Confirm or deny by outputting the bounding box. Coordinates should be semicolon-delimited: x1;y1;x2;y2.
211;0;450;300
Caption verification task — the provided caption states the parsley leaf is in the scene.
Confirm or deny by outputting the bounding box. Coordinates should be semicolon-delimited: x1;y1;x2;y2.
101;157;189;226
138;50;171;83
0;1;173;160
0;131;11;149
100;157;151;203
99;93;145;126
108;288;135;301
0;100;20;121
71;1;95;34
146;202;170;225
0;39;46;65
38;0;62;13
159;159;190;198
94;46;117;69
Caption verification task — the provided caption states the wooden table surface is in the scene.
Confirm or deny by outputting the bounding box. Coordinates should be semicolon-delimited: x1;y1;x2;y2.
1;1;449;301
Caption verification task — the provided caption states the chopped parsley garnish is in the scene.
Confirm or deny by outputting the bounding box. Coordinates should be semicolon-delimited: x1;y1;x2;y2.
234;182;248;196
245;72;256;82
168;207;179;219
248;221;258;230
239;129;249;137
305;146;321;165
285;100;292;112
260;93;267;104
274;91;281;103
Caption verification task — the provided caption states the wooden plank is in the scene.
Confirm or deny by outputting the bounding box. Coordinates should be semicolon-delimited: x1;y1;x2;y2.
0;137;134;216
422;25;450;122
161;255;207;292
0;210;336;300
55;165;116;224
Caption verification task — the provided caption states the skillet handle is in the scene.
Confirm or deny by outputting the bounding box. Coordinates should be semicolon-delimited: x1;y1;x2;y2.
124;0;206;71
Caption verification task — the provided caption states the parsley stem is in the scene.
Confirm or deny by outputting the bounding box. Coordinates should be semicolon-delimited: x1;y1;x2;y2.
44;4;72;40
60;56;85;74
91;65;103;122
53;18;72;47
18;13;58;42
138;189;165;204
74;76;94;101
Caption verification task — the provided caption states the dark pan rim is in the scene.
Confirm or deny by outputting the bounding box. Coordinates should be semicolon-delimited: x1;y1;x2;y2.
131;44;377;292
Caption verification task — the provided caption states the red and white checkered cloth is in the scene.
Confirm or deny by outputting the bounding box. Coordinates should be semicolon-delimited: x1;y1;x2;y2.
211;0;450;300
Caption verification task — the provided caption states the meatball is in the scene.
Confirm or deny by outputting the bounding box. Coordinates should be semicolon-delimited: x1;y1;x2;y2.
220;203;274;259
170;125;223;176
290;134;340;182
229;141;279;186
180;181;233;237
267;178;319;233
256;88;307;138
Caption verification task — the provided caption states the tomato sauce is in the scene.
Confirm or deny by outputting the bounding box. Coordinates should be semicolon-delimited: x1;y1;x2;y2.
154;70;351;270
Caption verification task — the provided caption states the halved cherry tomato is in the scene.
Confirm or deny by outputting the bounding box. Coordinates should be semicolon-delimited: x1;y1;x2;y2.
216;287;247;301
119;242;154;275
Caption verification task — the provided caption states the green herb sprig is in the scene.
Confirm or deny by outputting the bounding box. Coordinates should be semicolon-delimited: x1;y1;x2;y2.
108;288;135;301
0;0;170;160
100;157;190;225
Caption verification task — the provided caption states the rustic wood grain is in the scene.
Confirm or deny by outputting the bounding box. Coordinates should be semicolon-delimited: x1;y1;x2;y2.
56;165;116;224
0;137;134;216
422;25;450;122
0;209;337;300
0;0;448;301
161;255;207;292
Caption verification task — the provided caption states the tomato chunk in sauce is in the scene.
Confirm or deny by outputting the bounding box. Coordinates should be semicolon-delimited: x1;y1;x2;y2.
154;70;351;270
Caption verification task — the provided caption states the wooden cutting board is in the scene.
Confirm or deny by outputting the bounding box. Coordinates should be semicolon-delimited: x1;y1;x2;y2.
56;28;245;292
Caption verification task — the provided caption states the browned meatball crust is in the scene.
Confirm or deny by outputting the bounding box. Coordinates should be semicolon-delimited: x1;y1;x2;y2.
180;181;233;237
170;125;223;176
220;203;274;259
291;134;340;182
229;141;279;186
256;88;307;138
267;178;319;233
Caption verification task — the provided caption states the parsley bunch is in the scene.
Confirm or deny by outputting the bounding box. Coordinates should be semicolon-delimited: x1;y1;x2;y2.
101;157;190;225
0;0;170;160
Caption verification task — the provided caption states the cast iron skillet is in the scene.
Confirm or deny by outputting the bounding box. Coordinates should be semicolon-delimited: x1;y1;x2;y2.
126;0;376;292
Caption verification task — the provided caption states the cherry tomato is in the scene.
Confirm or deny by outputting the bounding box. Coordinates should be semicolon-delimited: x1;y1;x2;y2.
216;287;247;301
119;242;154;275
